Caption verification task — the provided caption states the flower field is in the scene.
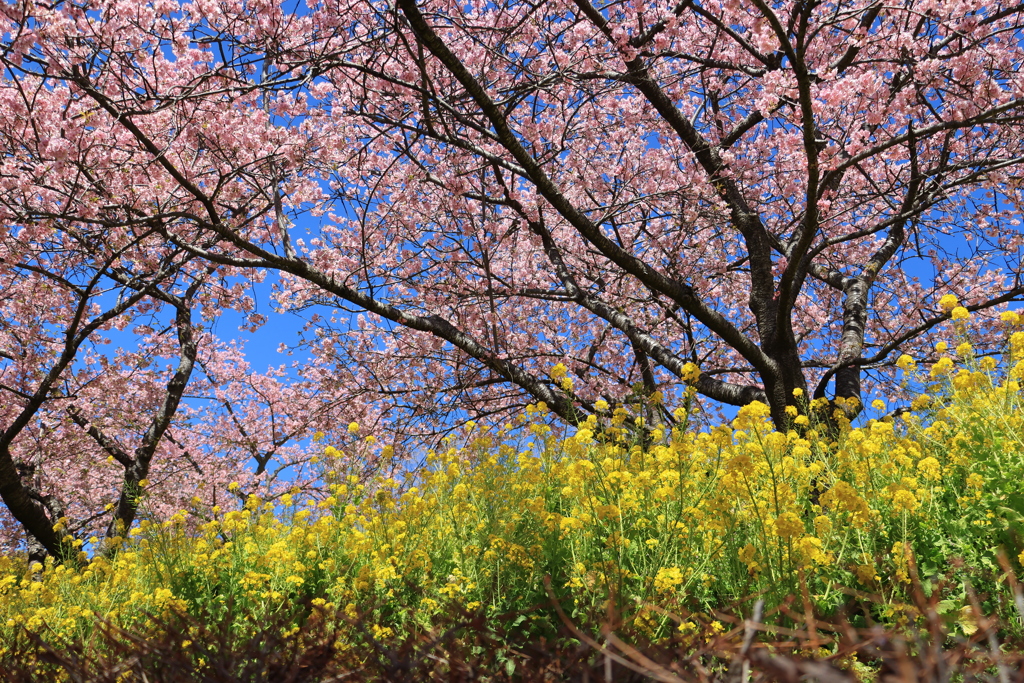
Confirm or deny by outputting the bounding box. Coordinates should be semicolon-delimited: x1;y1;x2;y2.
4;320;1024;666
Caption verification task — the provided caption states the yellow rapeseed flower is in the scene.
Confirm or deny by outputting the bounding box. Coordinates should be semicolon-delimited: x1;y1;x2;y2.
1015;363;1024;382
678;621;697;635
550;362;568;380
855;564;879;584
891;489;919;512
794;536;829;566
930;357;954;378
916;456;941;481
911;394;932;411
938;294;959;312
653;566;685;593
774;512;804;539
680;362;701;384
813;515;832;537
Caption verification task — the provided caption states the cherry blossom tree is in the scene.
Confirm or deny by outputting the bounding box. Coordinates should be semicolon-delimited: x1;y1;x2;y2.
0;215;208;561
0;0;364;559
288;0;1024;429
0;227;367;561
4;0;1024;556
288;0;1024;430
